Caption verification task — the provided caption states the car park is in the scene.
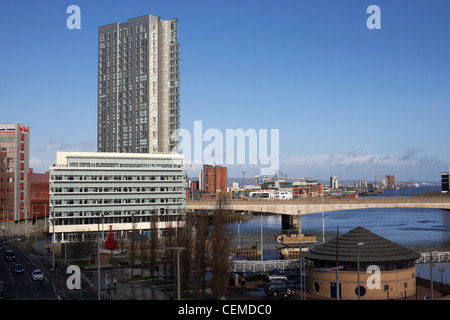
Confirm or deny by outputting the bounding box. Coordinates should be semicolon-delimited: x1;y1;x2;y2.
31;270;44;281
264;281;297;297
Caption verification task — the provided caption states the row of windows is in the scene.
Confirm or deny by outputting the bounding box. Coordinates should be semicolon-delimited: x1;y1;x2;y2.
51;213;184;227
51;174;184;181
51;186;183;193
51;197;184;206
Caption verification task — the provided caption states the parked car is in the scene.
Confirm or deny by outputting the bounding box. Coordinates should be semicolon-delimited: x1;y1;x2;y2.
2;239;9;245
4;250;15;261
31;270;44;281
0;243;3;250
15;236;24;242
14;264;24;273
264;281;297;297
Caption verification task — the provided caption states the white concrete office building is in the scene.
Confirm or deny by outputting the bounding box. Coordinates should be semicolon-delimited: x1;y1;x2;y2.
49;152;186;242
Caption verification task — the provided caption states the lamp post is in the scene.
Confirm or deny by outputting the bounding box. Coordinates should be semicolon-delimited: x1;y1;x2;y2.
356;242;364;300
430;251;435;300
97;213;104;300
438;267;445;297
166;247;185;300
260;208;263;262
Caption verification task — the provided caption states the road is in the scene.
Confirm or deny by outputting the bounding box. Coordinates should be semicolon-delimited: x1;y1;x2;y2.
0;237;56;300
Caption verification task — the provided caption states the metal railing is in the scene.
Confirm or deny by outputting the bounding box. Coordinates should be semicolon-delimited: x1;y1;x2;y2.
230;252;450;273
230;259;300;273
416;252;450;264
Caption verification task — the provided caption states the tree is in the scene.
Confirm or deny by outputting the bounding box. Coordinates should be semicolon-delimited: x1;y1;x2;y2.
179;211;195;299
210;192;232;299
193;211;210;298
148;212;159;279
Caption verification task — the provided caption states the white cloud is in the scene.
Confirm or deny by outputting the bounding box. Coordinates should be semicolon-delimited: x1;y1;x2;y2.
279;149;444;181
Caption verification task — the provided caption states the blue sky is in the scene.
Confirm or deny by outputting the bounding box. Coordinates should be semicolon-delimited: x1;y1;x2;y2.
1;0;449;182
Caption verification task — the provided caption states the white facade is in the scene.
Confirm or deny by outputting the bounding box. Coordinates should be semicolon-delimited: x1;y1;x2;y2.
330;176;339;189
49;152;185;242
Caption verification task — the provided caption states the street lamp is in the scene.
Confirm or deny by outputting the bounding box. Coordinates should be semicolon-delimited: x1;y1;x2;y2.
165;246;185;300
356;242;364;300
97;213;104;300
438;267;445;297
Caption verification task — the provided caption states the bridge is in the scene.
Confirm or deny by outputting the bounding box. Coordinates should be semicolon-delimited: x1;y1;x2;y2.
229;252;450;273
187;197;450;216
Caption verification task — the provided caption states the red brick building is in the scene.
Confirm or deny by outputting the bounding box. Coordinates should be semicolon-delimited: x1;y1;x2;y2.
200;164;227;196
28;170;49;219
292;182;323;198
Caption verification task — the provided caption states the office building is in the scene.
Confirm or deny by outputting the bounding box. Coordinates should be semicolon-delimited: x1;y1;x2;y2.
98;14;180;154
199;164;227;195
330;176;338;189
49;152;185;242
0;123;30;222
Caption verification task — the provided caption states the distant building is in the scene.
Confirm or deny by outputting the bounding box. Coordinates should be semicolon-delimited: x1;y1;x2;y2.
292;182;323;198
49;152;185;242
441;172;449;193
0;123;30;222
354;179;368;190
386;175;397;188
199;164;227;195
330;176;339;189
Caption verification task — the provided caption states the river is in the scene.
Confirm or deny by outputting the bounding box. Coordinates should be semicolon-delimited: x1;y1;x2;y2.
230;185;450;282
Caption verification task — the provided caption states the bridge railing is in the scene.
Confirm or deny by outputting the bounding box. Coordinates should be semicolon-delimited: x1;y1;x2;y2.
416;252;450;264
230;259;300;273
230;252;450;273
188;196;450;206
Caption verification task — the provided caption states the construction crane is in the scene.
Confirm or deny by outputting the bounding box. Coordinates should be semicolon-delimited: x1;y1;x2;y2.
249;175;260;186
273;170;296;180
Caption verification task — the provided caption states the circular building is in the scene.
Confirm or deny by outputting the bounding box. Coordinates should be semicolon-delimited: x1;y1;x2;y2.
304;227;421;300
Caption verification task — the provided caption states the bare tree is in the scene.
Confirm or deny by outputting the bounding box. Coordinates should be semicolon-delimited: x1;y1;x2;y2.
193;211;210;298
210;192;232;299
179;211;195;299
129;215;138;278
148;212;159;279
139;230;147;277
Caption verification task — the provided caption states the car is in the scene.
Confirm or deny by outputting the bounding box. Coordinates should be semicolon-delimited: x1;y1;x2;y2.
15;236;24;242
0;243;3;250
264;281;297;297
14;264;24;273
4;250;15;261
2;239;9;245
31;270;44;281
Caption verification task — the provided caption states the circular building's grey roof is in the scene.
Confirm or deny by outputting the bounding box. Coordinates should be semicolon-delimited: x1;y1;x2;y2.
305;227;420;264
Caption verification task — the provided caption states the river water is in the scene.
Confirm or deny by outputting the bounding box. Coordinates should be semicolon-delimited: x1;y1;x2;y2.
230;185;450;282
